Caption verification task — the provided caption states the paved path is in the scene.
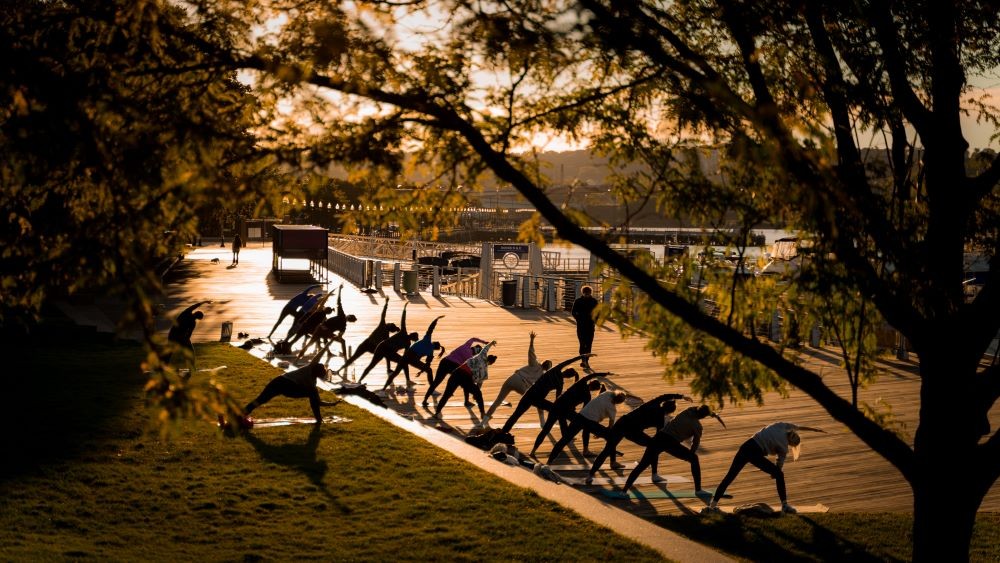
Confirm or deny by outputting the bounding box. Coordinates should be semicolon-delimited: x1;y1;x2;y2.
158;245;999;553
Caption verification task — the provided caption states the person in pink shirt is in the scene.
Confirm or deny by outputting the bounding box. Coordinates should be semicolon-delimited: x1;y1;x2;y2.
422;336;490;406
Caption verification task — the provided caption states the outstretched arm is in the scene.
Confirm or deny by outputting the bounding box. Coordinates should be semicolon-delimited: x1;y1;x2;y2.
794;425;826;433
426;315;445;337
379;298;389;324
183;301;212;315
399;303;408;332
548;354;594;374
527;331;539;368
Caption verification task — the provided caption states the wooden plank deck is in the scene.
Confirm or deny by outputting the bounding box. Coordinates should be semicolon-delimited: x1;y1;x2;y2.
161;244;1000;516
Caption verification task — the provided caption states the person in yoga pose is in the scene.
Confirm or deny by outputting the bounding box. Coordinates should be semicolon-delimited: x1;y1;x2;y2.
356;303;416;383
619;405;725;493
528;373;609;457
431;340;498;420
298;287;357;362
166;300;211;367
498;354;591;433
586;393;690;483
704;421;825;514
422;336;490;406
336;298;399;376
485;331;552;422
383;315;445;389
267;284;322;339
545;390;627;465
285;289;336;348
241;356;338;425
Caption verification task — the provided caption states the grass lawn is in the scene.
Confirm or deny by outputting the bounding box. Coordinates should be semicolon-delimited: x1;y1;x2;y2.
0;339;665;561
654;512;1000;562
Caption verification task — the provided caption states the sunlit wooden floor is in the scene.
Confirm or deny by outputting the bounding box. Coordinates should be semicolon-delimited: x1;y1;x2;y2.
161;244;1000;516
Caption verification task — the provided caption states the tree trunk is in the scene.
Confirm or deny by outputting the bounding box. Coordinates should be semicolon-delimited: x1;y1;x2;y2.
911;347;985;562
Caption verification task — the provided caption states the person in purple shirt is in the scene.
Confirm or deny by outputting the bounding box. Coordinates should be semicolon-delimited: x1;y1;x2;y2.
422;336;490;406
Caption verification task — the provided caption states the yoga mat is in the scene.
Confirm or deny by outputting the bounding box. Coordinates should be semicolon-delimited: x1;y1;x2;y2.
562;474;690;487
546;462;636;471
453;422;543;430
718;503;829;514
600;488;726;500
437;400;509;409
252;415;353;428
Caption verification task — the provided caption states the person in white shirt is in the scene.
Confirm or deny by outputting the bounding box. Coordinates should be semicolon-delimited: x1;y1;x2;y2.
544;390;627;465
620;405;725;493
705;421;824;514
484;331;553;423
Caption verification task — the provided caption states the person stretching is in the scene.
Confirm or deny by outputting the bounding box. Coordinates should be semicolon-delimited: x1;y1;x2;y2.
432;340;497;420
336;298;399;376
357;303;415;383
498;354;591;434
267;284;322;339
298;287;357;362
705;421;825;514
529;373;609;457
620;405;725;493
383;315;445;389
422;336;490;406
166;300;211;367
545;390;627;465
586;393;689;483
242;356;338;425
484;331;552;422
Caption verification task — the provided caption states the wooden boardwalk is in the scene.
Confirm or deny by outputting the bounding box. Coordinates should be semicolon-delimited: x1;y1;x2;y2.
161;244;1000;516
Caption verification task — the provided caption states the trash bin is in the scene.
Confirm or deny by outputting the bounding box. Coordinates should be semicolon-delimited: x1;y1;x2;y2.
220;321;233;342
501;278;518;307
403;270;418;295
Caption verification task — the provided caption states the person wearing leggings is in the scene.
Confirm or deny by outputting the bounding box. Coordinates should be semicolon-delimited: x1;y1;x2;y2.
242;358;338;424
383;315;445;389
336;298;399;376
357;303;415;383
705;421;824;514
586;393;688;483
620;405;723;493
267;284;321;339
422;336;489;406
298;287;357;361
498;354;591;433
432;341;497;420
529;374;608;457
485;331;552;422
545;390;627;465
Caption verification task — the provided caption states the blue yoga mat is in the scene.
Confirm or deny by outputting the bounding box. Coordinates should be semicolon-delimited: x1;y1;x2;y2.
600;488;728;500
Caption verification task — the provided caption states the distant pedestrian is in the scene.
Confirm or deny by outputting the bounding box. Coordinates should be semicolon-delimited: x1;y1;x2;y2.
704;421;825;514
232;233;243;265
572;285;599;369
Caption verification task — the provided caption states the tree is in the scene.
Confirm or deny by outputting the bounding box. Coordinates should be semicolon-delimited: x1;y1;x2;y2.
0;1;282;425
185;1;996;558
5;0;998;559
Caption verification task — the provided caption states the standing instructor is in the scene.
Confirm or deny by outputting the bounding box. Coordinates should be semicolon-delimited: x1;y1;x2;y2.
572;285;599;370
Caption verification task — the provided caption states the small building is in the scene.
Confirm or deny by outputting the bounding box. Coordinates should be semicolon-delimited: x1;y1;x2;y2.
271;225;329;283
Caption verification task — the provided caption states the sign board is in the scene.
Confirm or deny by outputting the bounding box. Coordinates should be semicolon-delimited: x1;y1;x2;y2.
492;243;529;258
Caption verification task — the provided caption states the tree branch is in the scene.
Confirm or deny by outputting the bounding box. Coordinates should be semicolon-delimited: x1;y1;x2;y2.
970;151;1000;202
866;0;931;136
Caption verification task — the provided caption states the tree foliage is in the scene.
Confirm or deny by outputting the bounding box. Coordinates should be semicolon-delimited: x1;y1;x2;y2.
4;0;999;559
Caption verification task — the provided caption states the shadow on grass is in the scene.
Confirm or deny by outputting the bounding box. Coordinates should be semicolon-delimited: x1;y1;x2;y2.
0;334;147;480
653;513;904;562
243;425;352;514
